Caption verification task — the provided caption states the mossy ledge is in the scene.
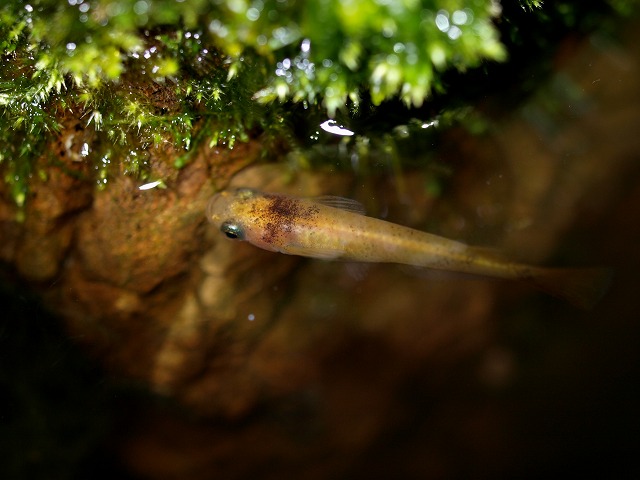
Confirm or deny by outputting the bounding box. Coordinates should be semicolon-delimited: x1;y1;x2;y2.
0;0;633;207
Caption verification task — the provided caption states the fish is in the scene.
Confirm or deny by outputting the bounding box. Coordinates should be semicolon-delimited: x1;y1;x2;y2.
206;187;612;309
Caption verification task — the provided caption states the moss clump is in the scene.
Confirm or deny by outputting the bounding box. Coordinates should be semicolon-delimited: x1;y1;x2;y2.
0;1;509;204
214;0;506;114
0;0;637;207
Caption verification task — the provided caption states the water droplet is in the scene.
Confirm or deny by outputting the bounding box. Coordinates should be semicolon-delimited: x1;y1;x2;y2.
134;0;149;15
319;120;354;136
393;42;405;54
139;180;163;190
246;7;260;21
447;26;462;40
435;10;450;32
452;9;468;25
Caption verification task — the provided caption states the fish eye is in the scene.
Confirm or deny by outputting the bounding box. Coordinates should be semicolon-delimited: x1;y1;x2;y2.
220;221;245;240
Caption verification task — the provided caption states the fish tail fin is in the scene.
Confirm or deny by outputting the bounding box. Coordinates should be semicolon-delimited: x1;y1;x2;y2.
527;267;613;310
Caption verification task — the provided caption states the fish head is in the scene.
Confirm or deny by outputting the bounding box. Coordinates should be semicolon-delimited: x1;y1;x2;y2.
206;187;260;241
207;187;286;252
207;188;320;254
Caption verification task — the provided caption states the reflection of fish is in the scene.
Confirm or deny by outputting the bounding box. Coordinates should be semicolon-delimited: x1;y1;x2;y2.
207;188;611;309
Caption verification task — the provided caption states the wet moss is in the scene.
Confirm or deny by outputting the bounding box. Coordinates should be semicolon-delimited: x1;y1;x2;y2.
0;0;636;207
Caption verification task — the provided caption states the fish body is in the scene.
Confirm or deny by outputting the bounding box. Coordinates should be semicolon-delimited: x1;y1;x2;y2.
207;188;611;309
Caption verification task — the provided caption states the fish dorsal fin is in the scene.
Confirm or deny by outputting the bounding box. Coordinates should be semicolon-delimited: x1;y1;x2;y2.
313;195;366;215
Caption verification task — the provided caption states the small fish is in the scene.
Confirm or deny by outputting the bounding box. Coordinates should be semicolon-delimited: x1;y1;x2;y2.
207;188;611;309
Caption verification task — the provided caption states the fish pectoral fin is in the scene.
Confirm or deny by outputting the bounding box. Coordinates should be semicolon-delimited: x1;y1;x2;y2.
282;243;343;260
312;196;367;215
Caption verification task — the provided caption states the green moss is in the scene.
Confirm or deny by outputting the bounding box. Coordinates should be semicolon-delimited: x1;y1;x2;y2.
0;0;637;207
230;0;506;114
519;0;544;10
